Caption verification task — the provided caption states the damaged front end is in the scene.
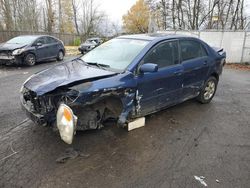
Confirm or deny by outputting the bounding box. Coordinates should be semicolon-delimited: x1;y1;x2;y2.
20;59;139;144
20;86;79;125
20;85;99;144
20;79;137;144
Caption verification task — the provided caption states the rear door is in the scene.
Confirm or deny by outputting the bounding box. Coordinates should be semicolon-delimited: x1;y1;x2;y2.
136;40;183;115
180;39;210;99
46;36;59;58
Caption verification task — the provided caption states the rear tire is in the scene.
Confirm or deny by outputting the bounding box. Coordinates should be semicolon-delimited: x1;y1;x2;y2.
24;53;36;66
57;50;64;61
197;76;218;104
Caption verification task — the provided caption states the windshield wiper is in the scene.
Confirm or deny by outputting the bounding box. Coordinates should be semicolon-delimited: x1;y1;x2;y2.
75;58;110;70
86;62;110;69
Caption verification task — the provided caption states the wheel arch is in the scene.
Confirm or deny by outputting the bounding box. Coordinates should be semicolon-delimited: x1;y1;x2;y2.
23;52;37;65
210;72;219;81
59;48;65;55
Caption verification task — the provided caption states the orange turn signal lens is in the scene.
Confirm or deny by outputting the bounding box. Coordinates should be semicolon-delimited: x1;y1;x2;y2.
64;107;72;122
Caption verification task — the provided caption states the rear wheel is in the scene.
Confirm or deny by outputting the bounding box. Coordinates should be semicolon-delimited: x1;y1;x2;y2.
24;53;36;66
57;50;64;61
197;76;218;104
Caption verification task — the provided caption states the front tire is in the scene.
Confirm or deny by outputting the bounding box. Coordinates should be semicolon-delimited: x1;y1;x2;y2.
57;50;64;61
197;76;218;104
24;53;36;66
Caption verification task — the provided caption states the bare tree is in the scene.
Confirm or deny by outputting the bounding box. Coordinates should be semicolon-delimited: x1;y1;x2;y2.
146;0;247;30
58;0;62;32
72;0;80;35
239;0;245;29
14;0;39;31
0;0;14;30
45;0;55;32
79;0;105;37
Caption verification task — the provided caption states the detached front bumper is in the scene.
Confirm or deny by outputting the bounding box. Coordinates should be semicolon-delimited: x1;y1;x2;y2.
0;56;23;65
20;96;46;125
20;95;56;125
78;46;93;53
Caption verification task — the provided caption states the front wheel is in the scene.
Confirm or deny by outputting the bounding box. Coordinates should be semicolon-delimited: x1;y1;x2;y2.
24;53;36;66
197;76;218;104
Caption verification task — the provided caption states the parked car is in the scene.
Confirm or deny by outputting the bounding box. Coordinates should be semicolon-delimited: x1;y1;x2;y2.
0;35;65;66
78;37;103;54
20;34;226;144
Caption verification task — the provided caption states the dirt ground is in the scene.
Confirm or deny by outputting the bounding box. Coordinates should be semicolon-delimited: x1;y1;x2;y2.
65;46;80;56
225;63;250;71
0;61;249;188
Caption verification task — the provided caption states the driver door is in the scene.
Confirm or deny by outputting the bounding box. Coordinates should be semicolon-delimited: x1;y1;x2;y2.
135;40;183;115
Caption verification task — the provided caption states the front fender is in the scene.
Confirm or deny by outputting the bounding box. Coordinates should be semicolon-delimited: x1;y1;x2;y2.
70;71;138;126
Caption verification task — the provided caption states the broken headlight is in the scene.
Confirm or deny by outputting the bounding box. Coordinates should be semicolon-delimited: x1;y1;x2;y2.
12;48;25;56
57;104;77;144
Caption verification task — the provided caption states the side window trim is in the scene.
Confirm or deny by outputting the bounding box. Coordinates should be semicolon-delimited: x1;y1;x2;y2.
180;39;208;63
33;37;45;46
136;39;180;74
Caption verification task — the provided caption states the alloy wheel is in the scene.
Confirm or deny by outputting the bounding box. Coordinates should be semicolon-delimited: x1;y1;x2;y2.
204;80;215;100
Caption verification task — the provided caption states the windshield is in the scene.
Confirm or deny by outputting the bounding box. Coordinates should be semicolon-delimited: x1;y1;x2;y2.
86;39;96;44
81;38;149;70
7;36;37;45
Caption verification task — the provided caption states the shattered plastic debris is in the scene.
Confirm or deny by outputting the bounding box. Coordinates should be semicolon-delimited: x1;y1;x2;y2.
194;175;208;187
169;117;179;124
216;179;220;183
56;148;90;163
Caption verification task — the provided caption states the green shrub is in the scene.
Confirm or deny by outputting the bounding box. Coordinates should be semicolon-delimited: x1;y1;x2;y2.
73;37;81;46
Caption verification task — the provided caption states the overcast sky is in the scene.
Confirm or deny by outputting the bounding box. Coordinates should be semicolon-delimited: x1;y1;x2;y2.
97;0;137;24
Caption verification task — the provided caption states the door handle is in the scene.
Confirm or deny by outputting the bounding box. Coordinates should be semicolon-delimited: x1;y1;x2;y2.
203;61;208;65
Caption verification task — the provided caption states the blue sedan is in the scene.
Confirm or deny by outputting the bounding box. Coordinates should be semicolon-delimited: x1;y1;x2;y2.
20;33;226;144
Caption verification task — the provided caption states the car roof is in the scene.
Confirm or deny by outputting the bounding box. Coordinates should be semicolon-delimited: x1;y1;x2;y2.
118;33;196;41
88;37;101;40
17;35;57;39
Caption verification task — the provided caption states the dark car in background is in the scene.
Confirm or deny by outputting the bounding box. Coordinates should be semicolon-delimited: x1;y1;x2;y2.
0;35;65;66
78;37;103;54
20;34;226;144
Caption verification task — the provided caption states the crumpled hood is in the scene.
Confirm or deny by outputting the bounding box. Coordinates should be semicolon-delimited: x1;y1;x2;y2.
0;43;26;51
24;59;117;95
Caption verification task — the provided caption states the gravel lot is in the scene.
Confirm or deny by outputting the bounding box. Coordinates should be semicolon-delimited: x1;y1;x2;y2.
0;60;249;188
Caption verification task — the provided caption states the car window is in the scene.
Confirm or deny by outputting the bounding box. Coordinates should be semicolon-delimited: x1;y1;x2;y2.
6;36;37;45
180;40;207;61
47;37;57;44
81;38;149;70
35;37;46;45
142;40;179;69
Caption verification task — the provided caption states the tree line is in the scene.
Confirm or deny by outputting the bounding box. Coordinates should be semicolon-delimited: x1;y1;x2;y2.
0;0;248;36
0;0;120;37
123;0;248;34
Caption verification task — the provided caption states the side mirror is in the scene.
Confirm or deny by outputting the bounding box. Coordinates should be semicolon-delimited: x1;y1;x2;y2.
139;63;158;73
36;42;42;46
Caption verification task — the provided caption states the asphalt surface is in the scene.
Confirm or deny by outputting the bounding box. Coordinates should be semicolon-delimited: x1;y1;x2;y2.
0;60;249;188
